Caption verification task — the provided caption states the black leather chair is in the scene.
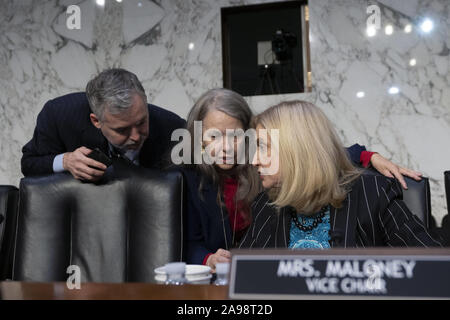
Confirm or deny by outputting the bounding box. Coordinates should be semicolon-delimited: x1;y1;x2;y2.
0;185;19;280
445;171;450;216
363;169;432;228
443;171;450;241
12;166;184;283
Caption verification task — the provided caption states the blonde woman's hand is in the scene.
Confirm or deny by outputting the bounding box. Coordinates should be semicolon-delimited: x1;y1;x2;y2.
370;153;422;189
206;249;231;272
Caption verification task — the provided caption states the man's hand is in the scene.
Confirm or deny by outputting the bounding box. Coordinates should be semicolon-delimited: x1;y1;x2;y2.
370;153;422;189
206;248;231;272
63;147;107;182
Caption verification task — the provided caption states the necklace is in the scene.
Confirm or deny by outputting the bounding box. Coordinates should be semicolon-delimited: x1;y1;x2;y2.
290;206;328;232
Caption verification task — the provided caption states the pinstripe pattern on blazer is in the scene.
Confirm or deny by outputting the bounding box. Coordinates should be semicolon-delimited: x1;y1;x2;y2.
21;92;186;176
239;174;443;249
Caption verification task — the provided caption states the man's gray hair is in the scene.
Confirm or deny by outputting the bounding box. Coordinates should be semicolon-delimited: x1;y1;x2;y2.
86;68;147;119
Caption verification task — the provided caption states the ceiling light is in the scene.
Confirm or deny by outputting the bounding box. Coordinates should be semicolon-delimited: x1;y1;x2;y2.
404;24;412;33
367;26;377;37
388;87;400;94
356;91;365;98
420;19;434;33
385;25;394;35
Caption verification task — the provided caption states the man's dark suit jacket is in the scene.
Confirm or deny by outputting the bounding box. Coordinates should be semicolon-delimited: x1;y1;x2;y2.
239;174;443;249
21;92;186;176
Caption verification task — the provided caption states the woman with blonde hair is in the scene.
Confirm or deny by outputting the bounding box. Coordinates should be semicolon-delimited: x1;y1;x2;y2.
239;100;442;249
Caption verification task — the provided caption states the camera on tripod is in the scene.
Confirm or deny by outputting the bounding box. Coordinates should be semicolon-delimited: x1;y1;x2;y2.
255;28;300;95
271;29;297;62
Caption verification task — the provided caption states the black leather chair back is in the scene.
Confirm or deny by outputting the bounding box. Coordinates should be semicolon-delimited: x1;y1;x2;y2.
12;167;184;283
363;170;432;228
445;171;450;216
0;185;19;280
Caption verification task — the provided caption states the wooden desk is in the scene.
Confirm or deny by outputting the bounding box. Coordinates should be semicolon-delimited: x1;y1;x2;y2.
0;282;229;300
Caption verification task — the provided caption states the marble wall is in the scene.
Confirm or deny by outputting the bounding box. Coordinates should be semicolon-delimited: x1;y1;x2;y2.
1;0;449;223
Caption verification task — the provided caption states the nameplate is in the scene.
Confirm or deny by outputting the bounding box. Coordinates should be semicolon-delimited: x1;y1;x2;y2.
229;249;450;299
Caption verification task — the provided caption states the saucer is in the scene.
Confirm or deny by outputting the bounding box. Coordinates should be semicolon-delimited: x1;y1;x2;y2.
154;273;212;284
154;264;211;277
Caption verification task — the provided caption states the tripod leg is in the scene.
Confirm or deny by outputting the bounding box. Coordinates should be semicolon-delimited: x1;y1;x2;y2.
267;73;276;95
256;68;268;95
289;62;303;90
273;70;281;94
